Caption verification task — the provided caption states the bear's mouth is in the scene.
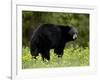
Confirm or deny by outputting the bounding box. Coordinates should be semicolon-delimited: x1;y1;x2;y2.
73;33;77;40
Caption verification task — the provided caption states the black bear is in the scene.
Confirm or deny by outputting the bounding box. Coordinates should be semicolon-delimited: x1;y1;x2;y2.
30;24;78;61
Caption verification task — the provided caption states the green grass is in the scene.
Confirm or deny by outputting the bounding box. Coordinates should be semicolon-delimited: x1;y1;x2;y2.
22;46;89;69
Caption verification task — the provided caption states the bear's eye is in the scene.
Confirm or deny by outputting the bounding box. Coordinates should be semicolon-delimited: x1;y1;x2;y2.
73;33;77;39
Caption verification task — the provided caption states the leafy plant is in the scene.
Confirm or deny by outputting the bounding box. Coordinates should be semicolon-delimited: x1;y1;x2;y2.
22;46;89;69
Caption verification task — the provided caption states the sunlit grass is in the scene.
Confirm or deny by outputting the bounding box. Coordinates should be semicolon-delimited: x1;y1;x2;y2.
22;46;89;69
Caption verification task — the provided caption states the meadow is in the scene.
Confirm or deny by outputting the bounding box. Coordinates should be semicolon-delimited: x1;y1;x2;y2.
22;11;89;69
22;46;89;69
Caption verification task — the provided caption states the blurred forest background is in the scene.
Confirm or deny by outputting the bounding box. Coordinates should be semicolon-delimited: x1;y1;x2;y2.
22;11;89;69
22;11;89;48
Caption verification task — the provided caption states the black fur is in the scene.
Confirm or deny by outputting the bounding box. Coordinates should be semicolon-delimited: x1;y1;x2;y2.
30;24;78;61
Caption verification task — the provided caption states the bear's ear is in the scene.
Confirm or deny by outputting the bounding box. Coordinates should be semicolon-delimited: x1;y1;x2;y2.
73;33;77;40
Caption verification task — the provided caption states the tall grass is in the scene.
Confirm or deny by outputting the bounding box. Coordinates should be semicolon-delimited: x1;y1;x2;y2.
22;46;89;69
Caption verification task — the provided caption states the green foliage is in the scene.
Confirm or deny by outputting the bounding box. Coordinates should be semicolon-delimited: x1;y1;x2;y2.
22;46;89;69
